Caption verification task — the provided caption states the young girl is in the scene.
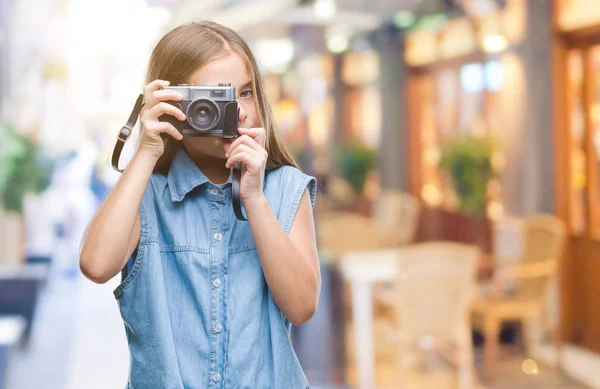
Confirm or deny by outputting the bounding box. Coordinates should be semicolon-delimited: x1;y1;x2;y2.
79;21;320;389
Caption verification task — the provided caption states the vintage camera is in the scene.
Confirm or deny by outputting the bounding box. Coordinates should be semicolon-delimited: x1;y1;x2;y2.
159;83;239;138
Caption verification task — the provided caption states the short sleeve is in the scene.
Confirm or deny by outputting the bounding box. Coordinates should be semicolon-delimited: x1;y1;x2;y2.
271;166;317;234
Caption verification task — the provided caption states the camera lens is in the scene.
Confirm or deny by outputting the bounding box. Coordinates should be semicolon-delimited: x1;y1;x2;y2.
186;98;220;132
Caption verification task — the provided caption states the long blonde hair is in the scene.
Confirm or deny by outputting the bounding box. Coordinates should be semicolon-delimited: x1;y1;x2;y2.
145;21;298;174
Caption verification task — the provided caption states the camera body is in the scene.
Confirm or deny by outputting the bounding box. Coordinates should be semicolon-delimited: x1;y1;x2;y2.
159;83;239;138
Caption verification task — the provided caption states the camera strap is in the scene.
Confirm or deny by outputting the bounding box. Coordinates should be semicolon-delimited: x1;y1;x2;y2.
112;94;144;173
231;162;246;220
111;94;247;221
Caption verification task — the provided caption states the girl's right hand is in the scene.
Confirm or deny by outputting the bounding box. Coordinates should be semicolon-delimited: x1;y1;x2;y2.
138;79;186;159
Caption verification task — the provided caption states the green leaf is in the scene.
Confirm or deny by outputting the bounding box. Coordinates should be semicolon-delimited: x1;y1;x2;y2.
439;135;498;216
336;142;375;196
0;122;56;213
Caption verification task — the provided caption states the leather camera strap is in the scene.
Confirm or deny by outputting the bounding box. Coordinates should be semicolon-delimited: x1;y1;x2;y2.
111;94;144;173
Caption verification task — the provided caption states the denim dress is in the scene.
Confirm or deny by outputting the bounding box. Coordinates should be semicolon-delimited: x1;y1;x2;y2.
113;149;317;389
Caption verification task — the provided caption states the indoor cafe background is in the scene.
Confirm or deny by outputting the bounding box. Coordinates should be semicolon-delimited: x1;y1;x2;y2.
1;0;600;388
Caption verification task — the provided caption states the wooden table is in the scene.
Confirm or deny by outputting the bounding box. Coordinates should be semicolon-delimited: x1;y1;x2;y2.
340;250;399;389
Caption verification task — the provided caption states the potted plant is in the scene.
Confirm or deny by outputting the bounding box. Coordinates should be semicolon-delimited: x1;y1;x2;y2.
0;123;55;266
439;135;496;217
335;142;375;215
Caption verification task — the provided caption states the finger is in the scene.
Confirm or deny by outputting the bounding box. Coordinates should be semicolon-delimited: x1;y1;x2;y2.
226;144;266;170
152;89;184;104
226;134;262;156
148;102;186;121
143;121;183;141
144;79;170;106
226;152;257;169
238;127;267;147
227;144;255;161
143;90;183;114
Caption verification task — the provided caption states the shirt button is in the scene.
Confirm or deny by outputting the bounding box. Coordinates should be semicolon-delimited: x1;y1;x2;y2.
214;232;222;242
213;279;221;288
215;323;223;333
210;188;219;195
212;372;221;382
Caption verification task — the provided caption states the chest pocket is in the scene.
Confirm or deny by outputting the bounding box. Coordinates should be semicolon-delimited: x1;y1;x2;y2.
228;218;258;254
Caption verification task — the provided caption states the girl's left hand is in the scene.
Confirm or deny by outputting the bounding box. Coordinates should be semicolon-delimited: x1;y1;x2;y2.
224;127;268;202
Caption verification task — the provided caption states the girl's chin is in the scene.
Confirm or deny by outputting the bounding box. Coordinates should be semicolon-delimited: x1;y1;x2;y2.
182;139;227;158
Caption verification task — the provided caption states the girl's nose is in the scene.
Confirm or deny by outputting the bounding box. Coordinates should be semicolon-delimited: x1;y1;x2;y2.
238;103;248;124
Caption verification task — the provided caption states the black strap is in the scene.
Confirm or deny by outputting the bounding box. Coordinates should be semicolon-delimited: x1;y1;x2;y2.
111;93;247;221
111;94;144;173
232;161;246;220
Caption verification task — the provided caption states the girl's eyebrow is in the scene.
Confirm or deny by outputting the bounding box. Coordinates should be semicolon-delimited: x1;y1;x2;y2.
240;81;252;89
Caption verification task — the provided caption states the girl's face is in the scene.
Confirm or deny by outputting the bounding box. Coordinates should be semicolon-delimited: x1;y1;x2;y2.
182;53;259;160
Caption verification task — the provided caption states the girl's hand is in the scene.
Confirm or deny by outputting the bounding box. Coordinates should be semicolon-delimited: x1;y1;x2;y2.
224;127;268;203
138;79;185;160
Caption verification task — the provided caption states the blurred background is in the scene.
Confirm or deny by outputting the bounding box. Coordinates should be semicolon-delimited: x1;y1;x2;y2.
1;0;599;388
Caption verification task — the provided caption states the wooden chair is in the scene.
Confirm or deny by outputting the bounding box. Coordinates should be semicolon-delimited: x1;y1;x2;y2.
316;212;401;261
316;211;404;336
320;176;356;214
384;242;480;389
371;191;421;321
373;190;421;246
471;214;567;381
317;191;421;256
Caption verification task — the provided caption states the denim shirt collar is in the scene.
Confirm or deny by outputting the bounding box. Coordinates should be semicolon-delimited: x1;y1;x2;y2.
167;148;232;202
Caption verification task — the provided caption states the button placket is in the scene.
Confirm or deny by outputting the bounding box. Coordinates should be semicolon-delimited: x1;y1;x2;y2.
210;201;229;386
209;204;220;387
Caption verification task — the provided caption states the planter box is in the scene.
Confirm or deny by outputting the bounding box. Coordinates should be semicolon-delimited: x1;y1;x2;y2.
415;206;493;254
0;211;24;267
344;197;373;218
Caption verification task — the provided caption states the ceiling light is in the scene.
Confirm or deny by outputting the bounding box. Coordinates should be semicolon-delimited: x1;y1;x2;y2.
314;0;336;20
327;35;349;53
254;38;295;73
482;34;508;53
326;26;351;54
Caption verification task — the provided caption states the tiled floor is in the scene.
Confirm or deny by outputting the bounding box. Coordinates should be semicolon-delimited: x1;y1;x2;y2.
5;272;80;389
343;340;589;389
345;355;588;389
344;348;589;389
482;350;587;389
3;270;591;389
5;269;128;389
